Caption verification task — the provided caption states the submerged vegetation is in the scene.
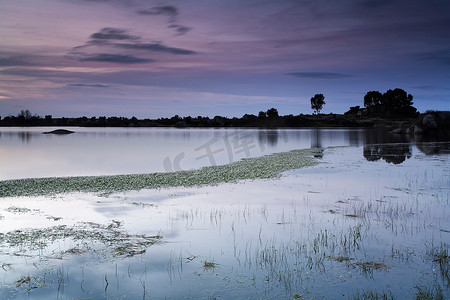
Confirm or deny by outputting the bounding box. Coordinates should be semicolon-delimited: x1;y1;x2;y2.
0;148;318;198
0;221;162;259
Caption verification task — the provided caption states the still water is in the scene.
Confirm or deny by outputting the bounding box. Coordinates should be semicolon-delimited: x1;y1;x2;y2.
0;127;449;299
0;127;435;180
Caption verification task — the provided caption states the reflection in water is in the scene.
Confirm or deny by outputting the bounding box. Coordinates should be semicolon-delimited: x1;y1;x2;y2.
0;131;38;143
0;127;449;179
347;129;361;147
257;129;288;148
311;128;322;149
363;144;412;164
416;142;450;155
310;129;324;158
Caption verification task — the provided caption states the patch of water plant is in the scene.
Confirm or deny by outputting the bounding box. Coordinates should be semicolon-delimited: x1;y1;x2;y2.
0;149;319;197
0;220;162;259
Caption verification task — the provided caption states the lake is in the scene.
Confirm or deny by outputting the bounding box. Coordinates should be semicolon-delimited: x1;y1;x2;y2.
0;126;424;180
0;127;449;299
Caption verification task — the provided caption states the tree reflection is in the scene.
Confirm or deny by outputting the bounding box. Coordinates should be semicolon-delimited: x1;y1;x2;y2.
258;130;279;148
311;128;324;158
363;144;412;164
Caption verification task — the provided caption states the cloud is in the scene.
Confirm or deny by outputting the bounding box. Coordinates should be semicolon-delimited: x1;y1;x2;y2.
73;27;140;49
74;28;196;54
67;83;111;88
116;42;196;55
137;5;191;36
138;5;178;17
0;55;33;67
168;24;191;36
78;53;154;64
90;27;139;41
286;72;353;79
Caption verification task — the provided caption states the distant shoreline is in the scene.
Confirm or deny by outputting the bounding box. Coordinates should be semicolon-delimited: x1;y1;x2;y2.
1;111;448;139
0;113;416;129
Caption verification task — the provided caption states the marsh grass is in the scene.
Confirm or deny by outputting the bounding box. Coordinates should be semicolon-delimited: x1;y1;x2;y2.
349;289;395;300
0;149;318;197
427;243;449;286
415;286;444;300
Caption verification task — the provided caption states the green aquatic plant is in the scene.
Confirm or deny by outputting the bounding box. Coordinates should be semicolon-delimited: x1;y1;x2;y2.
0;149;319;197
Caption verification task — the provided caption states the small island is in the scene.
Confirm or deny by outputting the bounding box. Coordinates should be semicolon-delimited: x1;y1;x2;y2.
42;129;75;135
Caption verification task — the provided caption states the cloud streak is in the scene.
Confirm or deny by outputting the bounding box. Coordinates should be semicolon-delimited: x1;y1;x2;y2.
137;5;191;36
74;27;197;55
67;83;111;88
138;5;178;17
0;55;34;67
90;27;139;41
116;42;196;55
168;24;191;36
415;49;450;65
78;53;154;64
286;72;353;79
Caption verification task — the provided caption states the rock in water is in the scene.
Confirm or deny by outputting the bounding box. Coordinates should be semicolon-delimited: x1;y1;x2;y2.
43;129;75;134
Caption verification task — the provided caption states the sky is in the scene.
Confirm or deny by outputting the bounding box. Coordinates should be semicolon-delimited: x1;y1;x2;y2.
0;0;449;118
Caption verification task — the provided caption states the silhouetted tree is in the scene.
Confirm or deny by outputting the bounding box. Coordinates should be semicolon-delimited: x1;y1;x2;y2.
258;111;267;118
382;88;416;116
364;91;383;108
18;109;32;119
171;115;181;123
266;108;279;118
363;88;416;117
310;94;325;114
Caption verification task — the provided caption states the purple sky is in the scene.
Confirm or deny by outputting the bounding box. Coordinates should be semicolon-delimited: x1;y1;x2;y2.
1;0;449;118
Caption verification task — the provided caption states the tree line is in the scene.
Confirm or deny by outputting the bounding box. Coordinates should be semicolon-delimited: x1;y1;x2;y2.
0;88;419;127
345;88;417;117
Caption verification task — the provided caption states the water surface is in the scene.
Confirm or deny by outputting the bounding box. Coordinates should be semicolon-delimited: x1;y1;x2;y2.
0;126;426;180
0;128;448;299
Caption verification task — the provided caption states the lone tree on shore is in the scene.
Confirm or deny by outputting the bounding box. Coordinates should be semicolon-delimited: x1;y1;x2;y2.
310;94;325;114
